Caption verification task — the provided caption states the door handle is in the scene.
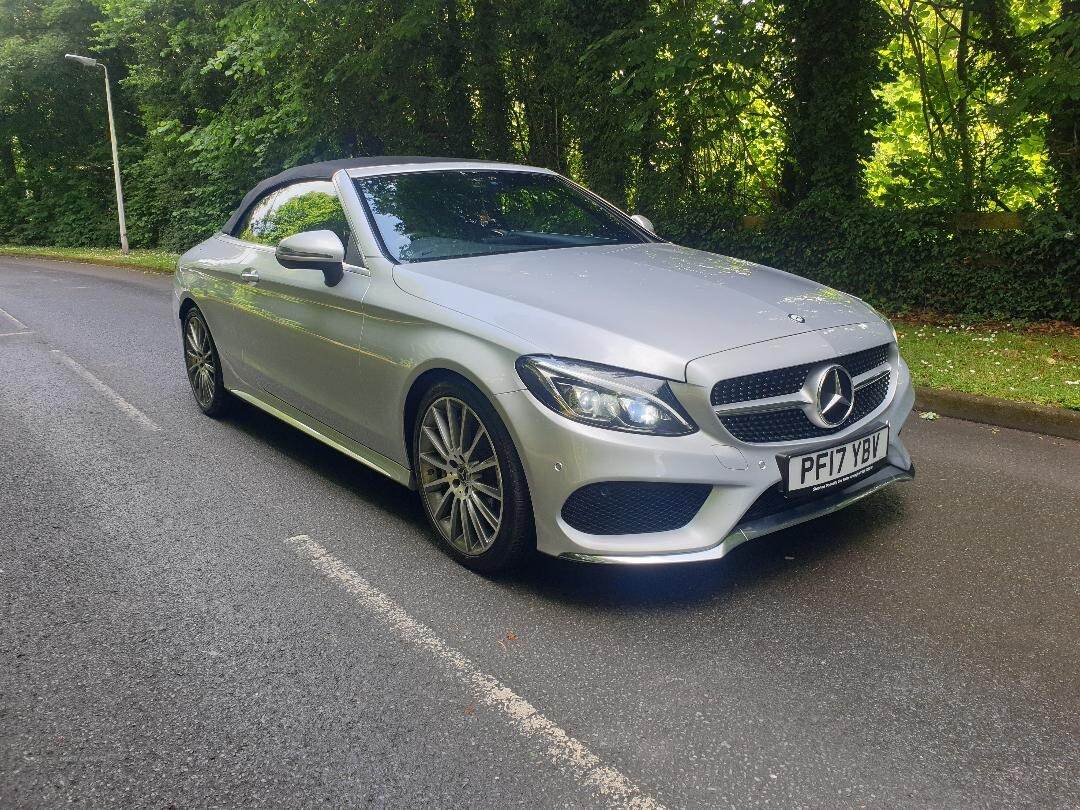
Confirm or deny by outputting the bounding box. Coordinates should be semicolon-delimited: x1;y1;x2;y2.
240;268;260;284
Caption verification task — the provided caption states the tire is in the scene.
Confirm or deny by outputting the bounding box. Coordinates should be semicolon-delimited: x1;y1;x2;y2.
182;306;231;417
412;379;534;574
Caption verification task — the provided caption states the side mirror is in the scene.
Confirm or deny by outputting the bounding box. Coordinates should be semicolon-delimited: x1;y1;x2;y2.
630;214;656;234
275;230;345;286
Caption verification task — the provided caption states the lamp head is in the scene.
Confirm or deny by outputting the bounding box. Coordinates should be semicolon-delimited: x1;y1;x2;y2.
65;53;99;67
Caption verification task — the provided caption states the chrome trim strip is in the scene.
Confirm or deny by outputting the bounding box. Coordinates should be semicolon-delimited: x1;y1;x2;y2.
713;389;812;417
229;388;413;487
854;366;890;389
559;464;914;565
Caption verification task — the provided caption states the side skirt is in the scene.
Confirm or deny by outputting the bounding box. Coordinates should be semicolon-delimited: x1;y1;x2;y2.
229;387;413;488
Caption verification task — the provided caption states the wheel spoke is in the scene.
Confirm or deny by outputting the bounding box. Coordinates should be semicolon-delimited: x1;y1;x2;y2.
432;406;455;456
464;498;489;547
422;473;453;491
458;403;470;449
471;481;502;502
449;497;464;548
463;425;487;461
470;457;497;474
195;319;208;352
460;497;474;551
422;426;450;460
419;452;451;473
431;487;453;517
469;492;499;531
197;367;213;403
445;400;460;455
455;501;473;552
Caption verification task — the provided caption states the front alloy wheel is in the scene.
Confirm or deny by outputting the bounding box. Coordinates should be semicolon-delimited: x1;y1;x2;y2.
418;396;504;555
183;307;229;417
414;382;533;573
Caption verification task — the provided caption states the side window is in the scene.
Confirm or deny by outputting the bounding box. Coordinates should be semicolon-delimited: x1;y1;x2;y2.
234;180;350;247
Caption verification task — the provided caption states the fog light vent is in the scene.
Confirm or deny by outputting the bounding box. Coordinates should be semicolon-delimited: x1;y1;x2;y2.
561;482;711;535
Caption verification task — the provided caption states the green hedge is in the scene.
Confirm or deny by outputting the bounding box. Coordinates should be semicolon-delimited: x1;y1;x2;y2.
661;202;1079;323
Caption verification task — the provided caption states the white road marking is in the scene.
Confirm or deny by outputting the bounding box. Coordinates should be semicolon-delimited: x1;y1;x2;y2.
286;535;665;810
0;306;27;329
0;330;32;337
50;349;160;431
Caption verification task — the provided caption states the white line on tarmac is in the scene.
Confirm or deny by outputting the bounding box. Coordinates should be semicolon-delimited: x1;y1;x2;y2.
0;306;27;329
50;350;160;431
0;330;32;337
286;534;666;810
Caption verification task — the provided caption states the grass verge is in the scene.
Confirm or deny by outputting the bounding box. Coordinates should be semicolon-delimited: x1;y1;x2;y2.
0;245;178;273
896;318;1080;411
2;245;1077;410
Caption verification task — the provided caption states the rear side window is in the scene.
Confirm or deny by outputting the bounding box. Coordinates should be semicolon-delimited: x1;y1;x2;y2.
234;180;350;246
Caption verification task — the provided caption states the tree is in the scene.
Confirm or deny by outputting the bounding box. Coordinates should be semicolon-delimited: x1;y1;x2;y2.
1046;0;1079;216
471;0;514;161
778;0;889;206
0;0;120;245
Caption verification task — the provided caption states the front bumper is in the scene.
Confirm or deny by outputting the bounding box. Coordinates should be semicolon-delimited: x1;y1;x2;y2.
495;351;915;564
560;463;914;564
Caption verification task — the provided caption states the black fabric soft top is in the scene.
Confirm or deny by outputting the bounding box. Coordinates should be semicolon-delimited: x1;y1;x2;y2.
221;156;499;235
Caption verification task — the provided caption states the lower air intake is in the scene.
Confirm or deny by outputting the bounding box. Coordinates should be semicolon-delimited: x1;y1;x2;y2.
561;482;712;535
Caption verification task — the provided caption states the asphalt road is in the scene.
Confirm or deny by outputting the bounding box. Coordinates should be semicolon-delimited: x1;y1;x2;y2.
1;256;1078;809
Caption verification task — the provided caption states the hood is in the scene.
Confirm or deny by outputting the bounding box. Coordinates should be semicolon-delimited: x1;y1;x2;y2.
392;242;880;381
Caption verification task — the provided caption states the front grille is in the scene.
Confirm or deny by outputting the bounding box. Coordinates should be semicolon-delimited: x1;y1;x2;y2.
561;482;712;535
719;372;891;443
711;343;890;406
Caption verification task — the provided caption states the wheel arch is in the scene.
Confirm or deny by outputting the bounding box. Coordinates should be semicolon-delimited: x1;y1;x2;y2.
178;295;199;321
403;366;492;470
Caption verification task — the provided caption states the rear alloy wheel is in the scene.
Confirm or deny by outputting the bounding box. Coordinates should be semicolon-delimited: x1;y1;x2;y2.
414;382;533;573
183;307;230;417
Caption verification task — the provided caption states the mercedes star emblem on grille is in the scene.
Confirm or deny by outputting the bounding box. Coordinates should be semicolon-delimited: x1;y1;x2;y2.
810;364;855;428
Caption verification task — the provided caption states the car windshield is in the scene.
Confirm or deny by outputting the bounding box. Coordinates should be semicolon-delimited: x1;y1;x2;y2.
354;170;647;263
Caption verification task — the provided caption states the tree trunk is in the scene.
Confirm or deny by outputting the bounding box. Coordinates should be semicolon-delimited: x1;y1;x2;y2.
471;0;513;161
438;0;475;155
955;3;976;210
1048;0;1079;218
571;0;650;205
778;0;888;207
633;106;659;214
0;137;15;181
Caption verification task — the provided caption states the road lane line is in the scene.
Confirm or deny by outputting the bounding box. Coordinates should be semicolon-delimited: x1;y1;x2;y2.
286;534;666;810
0;330;32;337
0;305;27;329
50;350;160;431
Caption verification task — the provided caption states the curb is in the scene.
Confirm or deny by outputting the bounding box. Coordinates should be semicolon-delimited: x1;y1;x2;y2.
915;387;1080;441
0;251;175;275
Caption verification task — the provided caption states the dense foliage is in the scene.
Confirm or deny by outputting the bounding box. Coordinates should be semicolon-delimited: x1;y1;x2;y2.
0;0;1076;319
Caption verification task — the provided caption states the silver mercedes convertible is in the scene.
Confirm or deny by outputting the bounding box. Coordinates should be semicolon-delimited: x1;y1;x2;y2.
174;157;914;573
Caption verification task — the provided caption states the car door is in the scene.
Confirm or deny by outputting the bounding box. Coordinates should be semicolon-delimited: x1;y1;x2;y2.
232;180;372;439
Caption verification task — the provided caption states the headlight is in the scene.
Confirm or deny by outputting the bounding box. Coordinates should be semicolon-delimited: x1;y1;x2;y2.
515;355;698;436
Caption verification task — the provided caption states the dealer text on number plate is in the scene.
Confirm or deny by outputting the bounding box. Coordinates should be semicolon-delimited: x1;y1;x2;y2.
786;426;889;493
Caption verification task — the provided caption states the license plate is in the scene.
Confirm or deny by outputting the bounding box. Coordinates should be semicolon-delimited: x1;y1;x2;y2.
781;425;889;494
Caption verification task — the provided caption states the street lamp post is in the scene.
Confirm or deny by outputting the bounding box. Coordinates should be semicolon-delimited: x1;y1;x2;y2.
65;53;129;254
